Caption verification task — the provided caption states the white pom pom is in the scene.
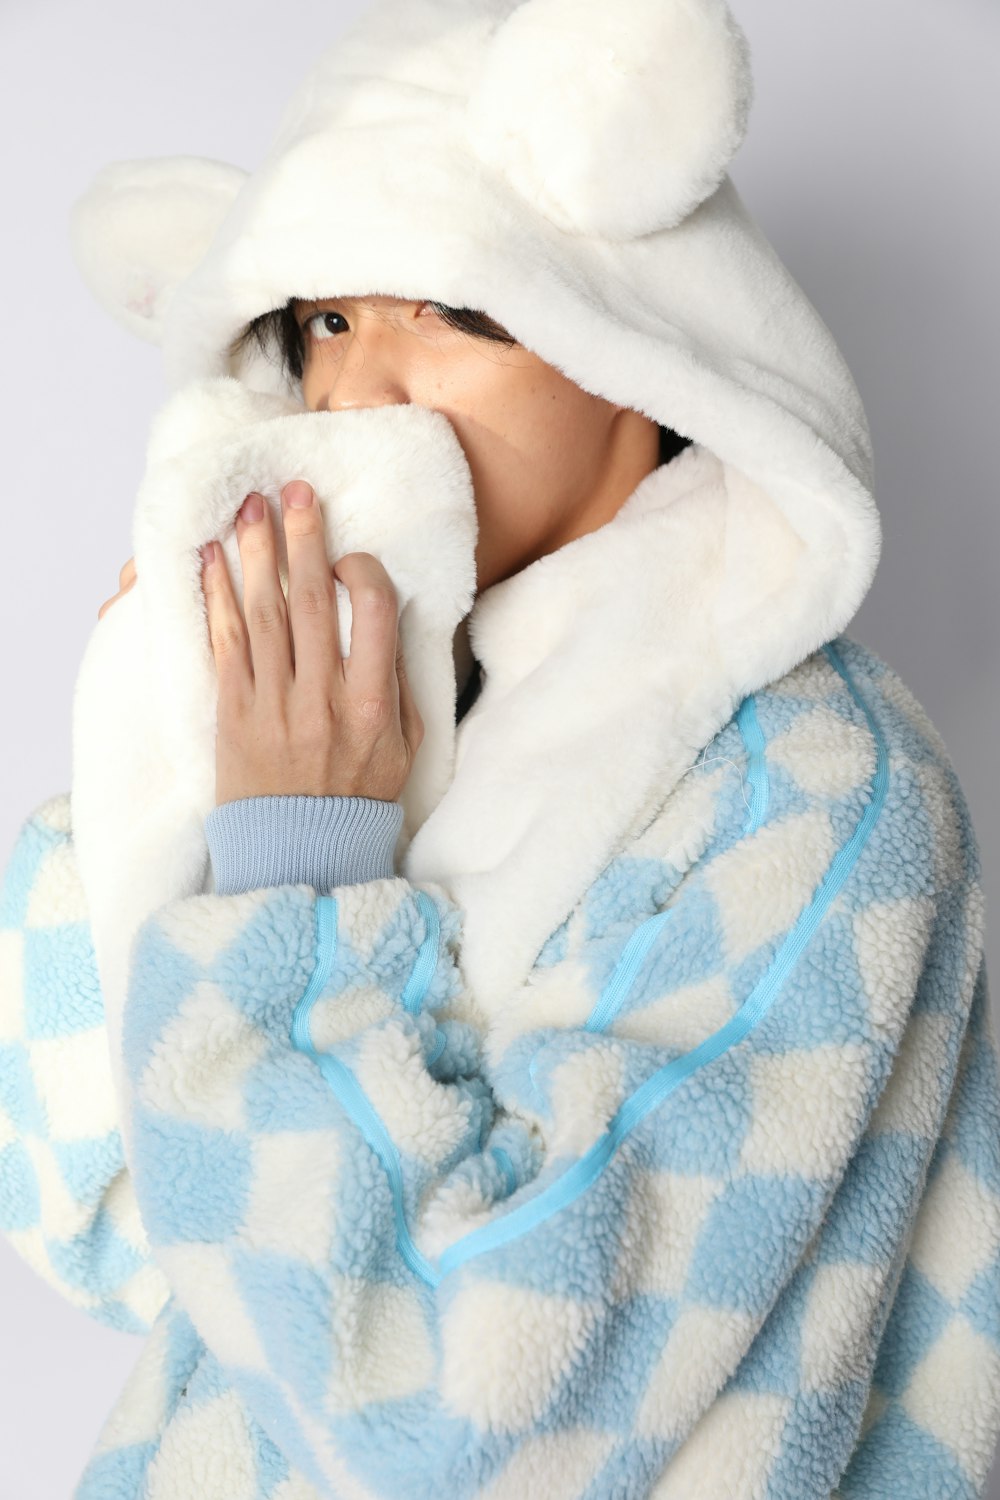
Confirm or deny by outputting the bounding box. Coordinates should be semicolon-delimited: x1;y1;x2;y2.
464;0;754;239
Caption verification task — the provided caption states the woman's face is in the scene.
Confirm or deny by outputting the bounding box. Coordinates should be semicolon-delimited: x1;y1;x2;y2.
293;295;661;593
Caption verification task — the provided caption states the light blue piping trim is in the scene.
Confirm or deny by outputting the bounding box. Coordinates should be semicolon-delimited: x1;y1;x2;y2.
580;692;767;1037
583;909;677;1033
400;890;441;1015
490;1146;518;1197
426;1029;447;1067
290;895;440;1288
736;694;769;834
289;897;339;1055
436;642;888;1279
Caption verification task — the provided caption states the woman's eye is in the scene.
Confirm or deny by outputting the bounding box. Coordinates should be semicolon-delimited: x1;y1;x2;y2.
304;310;347;342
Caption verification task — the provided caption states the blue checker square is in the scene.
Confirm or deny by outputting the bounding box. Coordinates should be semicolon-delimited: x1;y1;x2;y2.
870;1263;955;1399
0;1137;40;1231
122;919;202;1081
53;1132;126;1208
74;1441;160;1500
130;1104;252;1243
837;1401;975;1498
46;1203;148;1294
686;1172;828;1314
22;923;104;1038
231;1244;335;1411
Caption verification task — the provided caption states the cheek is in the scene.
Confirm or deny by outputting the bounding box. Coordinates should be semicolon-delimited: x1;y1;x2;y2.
451;367;591;464
412;354;610;511
511;390;610;484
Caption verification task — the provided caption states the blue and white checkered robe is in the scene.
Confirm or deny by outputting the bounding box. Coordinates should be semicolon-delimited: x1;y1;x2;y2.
3;635;999;1498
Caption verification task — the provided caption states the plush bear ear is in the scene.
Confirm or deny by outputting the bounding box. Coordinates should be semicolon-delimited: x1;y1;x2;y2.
464;0;753;240
68;155;248;344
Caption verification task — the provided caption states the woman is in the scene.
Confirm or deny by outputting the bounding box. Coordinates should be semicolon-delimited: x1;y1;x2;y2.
101;294;693;831
3;1;999;1496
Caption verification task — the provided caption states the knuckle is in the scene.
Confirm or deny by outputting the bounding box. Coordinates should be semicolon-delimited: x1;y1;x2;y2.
240;530;272;560
351;692;393;728
285;512;322;539
290;577;335;616
355;582;397;618
209;621;245;661
251;597;286;634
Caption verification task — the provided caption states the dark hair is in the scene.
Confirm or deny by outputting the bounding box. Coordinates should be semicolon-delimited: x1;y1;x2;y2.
229;298;691;465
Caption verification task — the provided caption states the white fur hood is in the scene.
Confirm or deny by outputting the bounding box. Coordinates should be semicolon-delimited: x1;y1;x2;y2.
64;0;884;1089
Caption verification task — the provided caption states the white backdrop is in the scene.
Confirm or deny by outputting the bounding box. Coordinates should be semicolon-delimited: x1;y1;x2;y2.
1;1;998;1494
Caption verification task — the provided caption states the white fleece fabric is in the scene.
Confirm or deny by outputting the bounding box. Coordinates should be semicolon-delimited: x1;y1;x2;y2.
0;1;997;1496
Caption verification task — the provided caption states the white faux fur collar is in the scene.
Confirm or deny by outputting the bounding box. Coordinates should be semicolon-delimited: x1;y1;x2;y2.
70;377;871;1115
403;434;814;1012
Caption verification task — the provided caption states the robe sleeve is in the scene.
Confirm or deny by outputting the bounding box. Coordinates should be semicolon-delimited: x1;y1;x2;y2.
0;795;171;1334
116;708;1000;1496
832;953;1000;1498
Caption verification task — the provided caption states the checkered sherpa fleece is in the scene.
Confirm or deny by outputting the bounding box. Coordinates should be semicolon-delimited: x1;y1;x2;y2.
3;634;999;1499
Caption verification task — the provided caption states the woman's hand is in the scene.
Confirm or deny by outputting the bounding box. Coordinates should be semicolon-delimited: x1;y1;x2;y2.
97;557;137;620
201;480;424;806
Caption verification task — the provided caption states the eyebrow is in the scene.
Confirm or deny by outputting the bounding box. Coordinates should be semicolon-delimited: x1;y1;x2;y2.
292;296;343;317
290;295;423;336
293;295;411;317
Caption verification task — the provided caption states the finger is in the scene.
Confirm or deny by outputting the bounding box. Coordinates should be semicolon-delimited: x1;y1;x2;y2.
201;539;253;693
235;491;292;698
120;557;136;587
97;575;137;622
334;553;401;700
280;481;343;695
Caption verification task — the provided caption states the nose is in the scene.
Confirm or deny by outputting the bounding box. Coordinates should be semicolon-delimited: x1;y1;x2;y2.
319;318;410;414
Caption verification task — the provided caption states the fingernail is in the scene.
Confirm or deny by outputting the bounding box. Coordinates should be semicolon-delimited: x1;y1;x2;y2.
285;481;313;509
200;542;216;567
239;492;264;524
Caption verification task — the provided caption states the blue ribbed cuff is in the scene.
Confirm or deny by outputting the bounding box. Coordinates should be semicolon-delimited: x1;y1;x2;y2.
204;795;404;896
